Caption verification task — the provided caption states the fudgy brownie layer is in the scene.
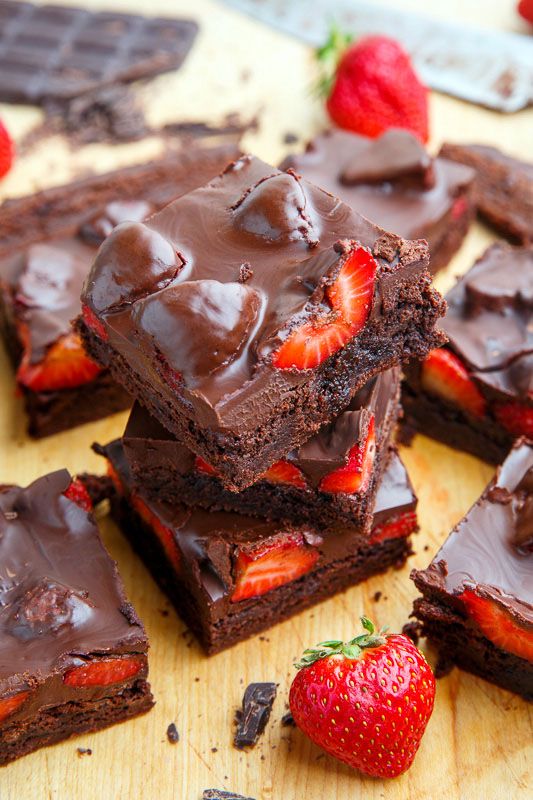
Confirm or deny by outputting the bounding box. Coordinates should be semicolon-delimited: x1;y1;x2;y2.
110;491;411;655
0;680;153;767
81;274;444;490
412;597;533;700
440;143;533;244
401;383;511;464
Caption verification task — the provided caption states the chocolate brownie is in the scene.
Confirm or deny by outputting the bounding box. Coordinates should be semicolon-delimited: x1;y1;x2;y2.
281;128;475;274
402;243;532;463
98;439;417;654
0;1;197;105
411;440;533;700
78;154;445;490
440;143;533;244
0;470;153;766
122;368;400;529
0;144;241;437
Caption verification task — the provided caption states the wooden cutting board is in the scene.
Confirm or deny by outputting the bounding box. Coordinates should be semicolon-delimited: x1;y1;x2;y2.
0;1;531;798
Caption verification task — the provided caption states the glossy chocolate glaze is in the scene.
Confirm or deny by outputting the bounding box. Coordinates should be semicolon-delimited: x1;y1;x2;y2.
0;146;241;366
123;367;400;488
82;154;431;432
105;440;416;612
414;440;533;627
0;470;147;723
280;128;474;247
443;243;533;399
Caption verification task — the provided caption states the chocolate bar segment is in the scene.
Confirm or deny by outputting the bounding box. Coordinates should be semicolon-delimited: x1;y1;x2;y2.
0;1;198;104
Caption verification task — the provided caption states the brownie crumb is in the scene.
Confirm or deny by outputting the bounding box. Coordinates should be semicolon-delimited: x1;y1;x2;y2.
239;262;253;283
283;132;299;144
77;747;92;757
166;722;180;744
373;591;382;602
159;608;169;617
211;747;218;753
234;682;277;749
203;791;255;800
402;621;422;646
281;712;295;727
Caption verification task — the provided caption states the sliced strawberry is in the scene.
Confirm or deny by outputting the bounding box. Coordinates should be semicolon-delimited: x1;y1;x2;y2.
459;589;533;663
370;510;418;544
494;402;533;438
231;531;319;603
194;456;218;476
451;195;468;221
107;461;123;494
272;246;376;370
319;416;376;494
81;303;108;341
63;656;144;688
421;347;486;418
0;691;30;723
262;459;307;489
64;479;93;512
131;493;181;573
17;329;101;392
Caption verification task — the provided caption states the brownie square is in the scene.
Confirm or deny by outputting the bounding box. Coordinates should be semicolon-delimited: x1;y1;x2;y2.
439;143;533;245
0;470;153;766
0;0;198;104
99;439;417;654
402;243;532;463
281;128;475;274
78;154;445;490
411;440;533;700
122;368;400;529
0;144;241;437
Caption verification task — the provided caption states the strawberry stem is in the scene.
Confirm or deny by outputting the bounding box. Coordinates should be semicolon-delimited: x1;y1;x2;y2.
294;617;388;669
314;25;353;98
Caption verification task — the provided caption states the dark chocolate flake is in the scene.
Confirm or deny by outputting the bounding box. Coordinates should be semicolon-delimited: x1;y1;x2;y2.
203;791;255;800
233;682;277;749
166;722;179;743
281;711;296;727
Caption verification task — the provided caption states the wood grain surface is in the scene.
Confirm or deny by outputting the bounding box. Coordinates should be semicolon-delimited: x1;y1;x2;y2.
0;1;531;798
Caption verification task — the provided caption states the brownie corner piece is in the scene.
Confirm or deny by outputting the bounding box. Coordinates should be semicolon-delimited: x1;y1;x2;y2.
0;470;153;766
410;439;533;700
78;153;445;490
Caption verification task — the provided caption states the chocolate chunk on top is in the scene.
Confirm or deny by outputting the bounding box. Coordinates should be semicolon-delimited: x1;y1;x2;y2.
234;682;277;748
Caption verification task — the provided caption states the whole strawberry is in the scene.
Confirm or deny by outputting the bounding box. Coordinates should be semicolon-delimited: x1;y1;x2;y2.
289;617;435;778
518;0;533;25
0;118;14;179
317;30;429;143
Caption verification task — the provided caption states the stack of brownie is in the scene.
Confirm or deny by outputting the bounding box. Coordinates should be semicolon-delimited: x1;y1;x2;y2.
75;153;447;654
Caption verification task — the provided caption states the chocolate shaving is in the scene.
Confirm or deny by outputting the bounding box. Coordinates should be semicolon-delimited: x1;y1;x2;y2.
166;722;179;744
281;711;296;727
233;682;277;749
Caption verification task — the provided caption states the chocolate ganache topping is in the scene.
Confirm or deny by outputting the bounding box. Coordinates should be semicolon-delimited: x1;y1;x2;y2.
0;471;145;688
417;440;533;625
82;155;429;428
280;128;474;243
443;243;533;399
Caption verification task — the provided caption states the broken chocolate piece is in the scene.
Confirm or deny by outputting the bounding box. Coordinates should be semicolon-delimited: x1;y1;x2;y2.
233;682;277;749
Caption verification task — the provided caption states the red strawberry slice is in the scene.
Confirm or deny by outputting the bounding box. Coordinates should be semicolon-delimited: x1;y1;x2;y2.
319;416;376;494
0;690;30;723
273;246;376;370
231;532;319;603
194;456;218;476
0;119;14;179
369;510;418;544
262;459;307;489
107;462;123;494
131;493;181;573
494;402;533;438
63;656;144;688
81;303;108;341
17;329;101;392
421;347;486;418
64;479;93;512
459;589;533;663
451;196;469;221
